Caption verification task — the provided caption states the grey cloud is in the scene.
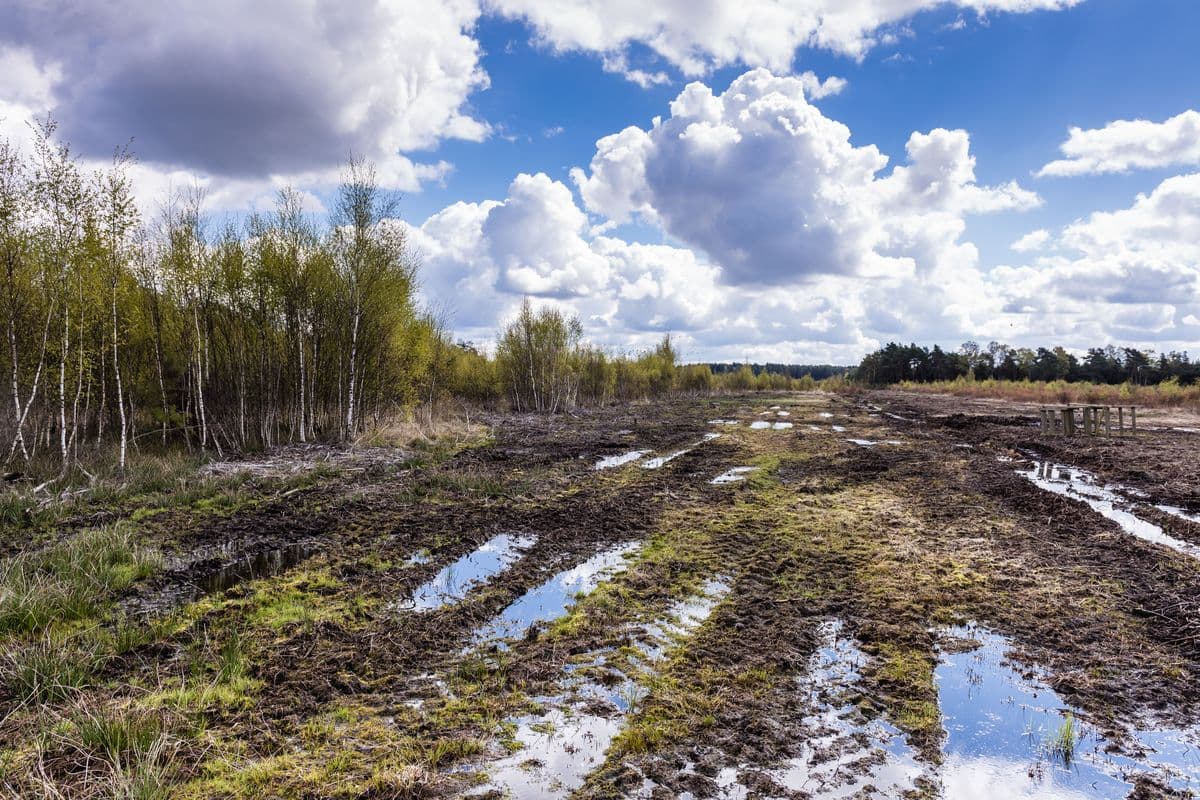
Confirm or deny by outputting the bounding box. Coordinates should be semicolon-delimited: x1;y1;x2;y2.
2;0;488;181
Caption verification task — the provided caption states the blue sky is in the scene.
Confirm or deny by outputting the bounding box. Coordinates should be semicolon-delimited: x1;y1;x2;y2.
2;0;1198;363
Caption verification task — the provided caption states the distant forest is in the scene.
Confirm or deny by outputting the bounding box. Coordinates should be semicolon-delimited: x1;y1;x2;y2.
854;342;1199;386
707;363;849;380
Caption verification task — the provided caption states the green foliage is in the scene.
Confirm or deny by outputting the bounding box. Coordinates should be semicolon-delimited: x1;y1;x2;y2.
1;129;443;475
857;340;1199;388
495;299;584;412
676;363;713;392
445;342;500;403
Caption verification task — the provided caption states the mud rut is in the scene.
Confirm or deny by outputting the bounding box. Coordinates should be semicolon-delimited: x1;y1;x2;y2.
3;394;1199;799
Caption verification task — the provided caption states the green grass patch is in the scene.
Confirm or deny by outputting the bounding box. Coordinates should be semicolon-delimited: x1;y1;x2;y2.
0;523;160;636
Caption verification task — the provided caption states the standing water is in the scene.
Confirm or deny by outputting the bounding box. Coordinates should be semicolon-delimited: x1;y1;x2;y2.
937;626;1200;797
594;450;651;469
466;579;731;798
1019;461;1200;559
406;533;535;611
471;542;641;646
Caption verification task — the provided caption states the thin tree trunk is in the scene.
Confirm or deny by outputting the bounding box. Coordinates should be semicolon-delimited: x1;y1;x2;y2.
192;302;208;451
346;302;359;438
7;299;53;463
112;283;127;472
59;304;68;465
297;325;306;443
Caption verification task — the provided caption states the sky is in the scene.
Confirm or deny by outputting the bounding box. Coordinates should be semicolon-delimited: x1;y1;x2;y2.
2;0;1198;365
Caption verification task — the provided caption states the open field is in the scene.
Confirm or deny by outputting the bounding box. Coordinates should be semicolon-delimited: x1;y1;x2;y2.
2;392;1199;799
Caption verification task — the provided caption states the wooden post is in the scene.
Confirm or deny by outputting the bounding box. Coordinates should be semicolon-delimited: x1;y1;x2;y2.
1131;407;1137;436
1104;406;1111;437
1118;406;1124;436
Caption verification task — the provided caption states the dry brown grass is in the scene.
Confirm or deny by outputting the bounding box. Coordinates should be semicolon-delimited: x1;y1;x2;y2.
896;377;1200;412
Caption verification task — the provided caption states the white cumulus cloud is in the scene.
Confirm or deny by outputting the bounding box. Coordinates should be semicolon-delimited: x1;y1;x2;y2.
1011;229;1050;252
572;69;1040;286
988;172;1200;347
488;0;1082;72
1038;110;1200;177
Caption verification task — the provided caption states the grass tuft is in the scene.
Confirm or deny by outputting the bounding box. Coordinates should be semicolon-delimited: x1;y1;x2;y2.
1047;712;1079;765
2;635;100;703
0;523;160;636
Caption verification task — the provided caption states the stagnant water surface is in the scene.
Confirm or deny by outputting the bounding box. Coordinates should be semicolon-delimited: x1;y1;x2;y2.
937;626;1200;798
472;542;641;646
750;420;794;430
406;533;535;612
641;433;721;469
634;619;921;799
847;438;903;447
195;542;317;594
774;620;923;797
711;466;757;485
594;449;652;470
1019;461;1200;559
466;579;731;798
1158;503;1200;525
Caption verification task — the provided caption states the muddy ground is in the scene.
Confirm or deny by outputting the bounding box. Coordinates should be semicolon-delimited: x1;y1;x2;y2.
2;391;1199;799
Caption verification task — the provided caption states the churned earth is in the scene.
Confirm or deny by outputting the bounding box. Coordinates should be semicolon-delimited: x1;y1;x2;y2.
1;392;1198;799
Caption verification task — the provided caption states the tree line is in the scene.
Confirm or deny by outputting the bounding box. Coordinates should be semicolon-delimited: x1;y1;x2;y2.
708;363;848;381
1;122;455;474
854;341;1199;386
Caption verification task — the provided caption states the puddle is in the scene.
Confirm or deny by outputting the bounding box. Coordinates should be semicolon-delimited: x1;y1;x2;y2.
634;619;921;799
808;424;822;431
194;542;317;594
406;550;434;566
819;412;835;418
641;434;721;470
638;578;730;660
831;425;846;432
466;580;730;798
594;450;651;470
884;412;912;422
406;534;536;612
773;620;921;797
847;438;903;447
937;626;1200;797
777;411;791;417
472;542;641;646
708;419;739;426
641;449;691;469
1157;504;1200;525
711;467;757;485
751;421;793;430
1019;462;1200;559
